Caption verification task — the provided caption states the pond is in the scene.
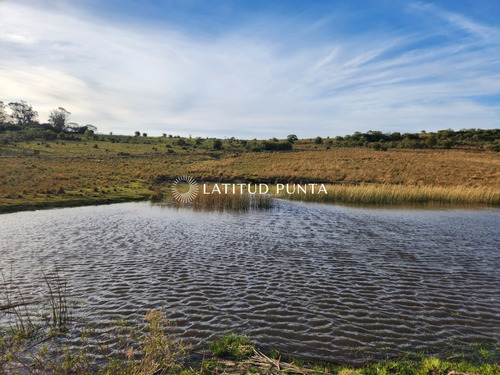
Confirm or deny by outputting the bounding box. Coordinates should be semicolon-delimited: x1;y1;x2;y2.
0;201;499;361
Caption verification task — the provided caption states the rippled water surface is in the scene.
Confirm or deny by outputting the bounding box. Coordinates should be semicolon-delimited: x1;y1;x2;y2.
1;201;499;360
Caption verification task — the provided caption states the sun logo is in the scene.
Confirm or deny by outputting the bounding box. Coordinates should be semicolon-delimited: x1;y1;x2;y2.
171;175;199;203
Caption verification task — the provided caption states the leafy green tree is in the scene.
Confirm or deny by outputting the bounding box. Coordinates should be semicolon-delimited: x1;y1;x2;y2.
426;136;437;148
287;134;298;143
314;136;323;144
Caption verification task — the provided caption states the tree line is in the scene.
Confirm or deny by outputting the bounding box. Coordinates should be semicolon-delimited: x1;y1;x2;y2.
0;100;97;140
1;100;498;151
326;129;500;151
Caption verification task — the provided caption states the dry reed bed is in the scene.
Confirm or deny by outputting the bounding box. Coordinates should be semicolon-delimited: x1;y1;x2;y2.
280;184;500;205
192;192;273;210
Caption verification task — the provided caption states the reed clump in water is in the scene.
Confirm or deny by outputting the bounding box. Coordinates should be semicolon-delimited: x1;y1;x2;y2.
1;271;188;374
150;189;164;203
280;184;500;206
192;192;273;210
0;269;70;337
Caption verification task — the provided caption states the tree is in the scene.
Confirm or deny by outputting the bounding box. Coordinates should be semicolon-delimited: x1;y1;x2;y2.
426;136;437;148
0;101;9;124
8;101;38;126
86;124;97;133
314;136;323;144
135;131;140;136
142;132;147;137
65;122;82;133
48;107;71;132
287;134;298;143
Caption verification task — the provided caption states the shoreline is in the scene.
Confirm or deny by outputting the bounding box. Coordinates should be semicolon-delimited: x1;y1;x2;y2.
0;194;150;214
1;183;499;215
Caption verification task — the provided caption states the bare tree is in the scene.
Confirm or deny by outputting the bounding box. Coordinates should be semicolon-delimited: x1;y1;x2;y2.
48;107;71;132
8;101;38;126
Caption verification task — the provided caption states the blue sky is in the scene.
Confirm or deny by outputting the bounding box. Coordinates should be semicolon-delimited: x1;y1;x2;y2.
1;0;499;138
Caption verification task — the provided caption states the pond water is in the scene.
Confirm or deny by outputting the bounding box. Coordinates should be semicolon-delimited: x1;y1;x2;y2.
0;201;499;361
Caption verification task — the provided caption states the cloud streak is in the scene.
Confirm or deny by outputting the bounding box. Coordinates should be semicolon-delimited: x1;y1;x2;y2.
0;0;499;137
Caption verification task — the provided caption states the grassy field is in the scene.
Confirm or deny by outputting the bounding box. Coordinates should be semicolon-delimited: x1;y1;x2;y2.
1;136;499;212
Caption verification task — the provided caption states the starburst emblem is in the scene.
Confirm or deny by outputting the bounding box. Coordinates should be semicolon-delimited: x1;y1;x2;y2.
171;175;199;203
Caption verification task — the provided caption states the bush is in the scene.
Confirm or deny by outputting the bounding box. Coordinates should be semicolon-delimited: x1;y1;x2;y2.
213;139;223;150
262;140;292;151
175;138;187;146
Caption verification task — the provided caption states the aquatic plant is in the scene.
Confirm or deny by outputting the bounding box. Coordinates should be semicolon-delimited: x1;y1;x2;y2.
280;183;500;206
191;191;273;210
1;269;191;374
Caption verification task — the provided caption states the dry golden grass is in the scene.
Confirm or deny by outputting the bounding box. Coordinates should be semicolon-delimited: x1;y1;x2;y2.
186;148;500;187
1;140;499;211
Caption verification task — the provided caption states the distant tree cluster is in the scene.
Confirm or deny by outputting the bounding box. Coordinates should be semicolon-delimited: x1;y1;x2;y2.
331;129;500;151
0;100;97;143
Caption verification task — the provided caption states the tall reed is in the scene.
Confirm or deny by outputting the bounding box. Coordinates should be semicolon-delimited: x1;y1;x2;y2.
41;270;69;327
279;184;500;206
0;270;37;336
0;268;70;338
191;192;273;210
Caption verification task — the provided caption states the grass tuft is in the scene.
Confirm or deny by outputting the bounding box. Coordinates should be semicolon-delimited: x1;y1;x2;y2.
209;333;254;360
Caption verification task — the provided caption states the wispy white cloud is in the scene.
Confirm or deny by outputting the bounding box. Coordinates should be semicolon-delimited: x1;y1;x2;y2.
0;0;499;137
409;1;500;40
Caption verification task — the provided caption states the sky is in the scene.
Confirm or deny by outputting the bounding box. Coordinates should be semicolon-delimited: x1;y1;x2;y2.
1;0;499;138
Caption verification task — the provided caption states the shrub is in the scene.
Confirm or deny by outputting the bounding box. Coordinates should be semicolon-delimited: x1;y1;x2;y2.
213;139;223;150
175;138;187;146
262;140;292;151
